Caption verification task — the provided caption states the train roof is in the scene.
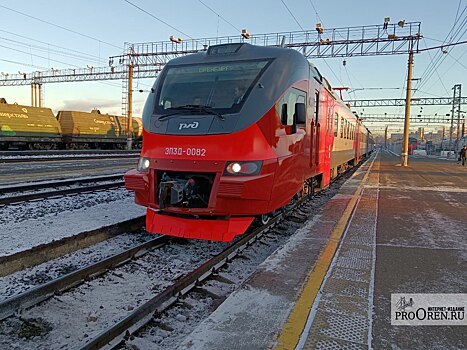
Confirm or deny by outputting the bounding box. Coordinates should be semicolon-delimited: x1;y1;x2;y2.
165;43;308;67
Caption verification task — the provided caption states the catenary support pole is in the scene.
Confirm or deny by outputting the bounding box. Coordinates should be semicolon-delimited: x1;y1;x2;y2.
126;64;134;151
401;50;414;166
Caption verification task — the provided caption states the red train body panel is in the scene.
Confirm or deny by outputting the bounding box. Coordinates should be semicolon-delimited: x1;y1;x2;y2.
125;43;373;241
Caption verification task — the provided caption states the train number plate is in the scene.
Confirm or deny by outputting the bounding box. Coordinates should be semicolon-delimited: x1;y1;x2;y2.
164;147;206;157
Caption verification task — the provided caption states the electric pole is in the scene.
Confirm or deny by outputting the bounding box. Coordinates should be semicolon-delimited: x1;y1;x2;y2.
126;64;134;150
454;84;462;150
401;50;414;166
385;125;388;149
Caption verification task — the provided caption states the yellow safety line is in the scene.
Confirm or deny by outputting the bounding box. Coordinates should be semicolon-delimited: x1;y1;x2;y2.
274;156;376;350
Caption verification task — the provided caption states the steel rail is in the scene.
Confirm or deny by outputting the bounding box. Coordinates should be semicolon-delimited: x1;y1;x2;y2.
0;216;145;277
0;150;139;156
0;174;124;195
79;196;311;350
0;235;170;321
0;181;125;206
0;154;139;163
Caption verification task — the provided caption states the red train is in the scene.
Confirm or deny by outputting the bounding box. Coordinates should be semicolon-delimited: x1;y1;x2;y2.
125;43;373;241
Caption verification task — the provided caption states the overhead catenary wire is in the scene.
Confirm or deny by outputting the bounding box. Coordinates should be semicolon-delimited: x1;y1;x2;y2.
414;5;466;95
307;0;325;26
446;49;467;70
415;11;465;91
0;29;104;64
0;4;121;50
0;58;47;70
279;0;304;31
0;36;104;65
198;0;241;32
122;0;194;39
420;38;450;95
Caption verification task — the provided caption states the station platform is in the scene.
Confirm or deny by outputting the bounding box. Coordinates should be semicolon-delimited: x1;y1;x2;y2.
180;150;466;350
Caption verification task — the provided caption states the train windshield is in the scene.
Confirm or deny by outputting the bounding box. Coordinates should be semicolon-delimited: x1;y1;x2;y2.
155;60;270;115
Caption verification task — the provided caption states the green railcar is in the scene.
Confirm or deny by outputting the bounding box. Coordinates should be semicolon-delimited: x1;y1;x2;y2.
57;109;126;149
0;99;62;149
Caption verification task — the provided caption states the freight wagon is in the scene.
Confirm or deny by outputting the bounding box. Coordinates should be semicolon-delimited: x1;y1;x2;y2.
0;99;142;150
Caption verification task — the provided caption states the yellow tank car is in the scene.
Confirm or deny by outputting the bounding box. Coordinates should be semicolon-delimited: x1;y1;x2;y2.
133;117;143;139
114;115;143;139
114;115;143;148
0;98;61;150
57;109;124;149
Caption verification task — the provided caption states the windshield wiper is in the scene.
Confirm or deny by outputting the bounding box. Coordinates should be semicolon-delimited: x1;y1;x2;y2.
159;105;225;121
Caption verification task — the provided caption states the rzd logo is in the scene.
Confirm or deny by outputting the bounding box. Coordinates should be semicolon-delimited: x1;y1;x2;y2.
179;121;199;130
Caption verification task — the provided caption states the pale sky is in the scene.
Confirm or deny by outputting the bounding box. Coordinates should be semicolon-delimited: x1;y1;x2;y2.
0;0;465;135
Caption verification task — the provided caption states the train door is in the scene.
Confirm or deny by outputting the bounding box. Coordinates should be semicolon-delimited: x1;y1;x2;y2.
309;90;320;173
271;87;307;208
355;122;361;163
322;98;333;187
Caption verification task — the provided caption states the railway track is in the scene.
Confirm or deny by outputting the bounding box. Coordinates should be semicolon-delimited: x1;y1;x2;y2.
0;161;362;349
0;216;145;277
0;150;139;164
0;234;169;321
84;194;320;350
81;215;285;350
0;150;139;157
0;154;139;164
0;174;125;206
0;191;311;350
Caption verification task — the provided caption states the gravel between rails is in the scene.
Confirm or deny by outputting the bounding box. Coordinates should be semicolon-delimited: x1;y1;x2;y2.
0;239;233;350
0;231;155;303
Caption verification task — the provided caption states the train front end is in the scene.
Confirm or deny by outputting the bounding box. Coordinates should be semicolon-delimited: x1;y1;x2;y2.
125;43;300;241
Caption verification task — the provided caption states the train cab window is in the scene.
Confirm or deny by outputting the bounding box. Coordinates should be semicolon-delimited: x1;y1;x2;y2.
334;113;339;137
276;88;307;130
154;59;271;116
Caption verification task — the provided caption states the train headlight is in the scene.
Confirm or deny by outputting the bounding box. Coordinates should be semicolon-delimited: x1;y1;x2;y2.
137;157;150;172
224;161;262;176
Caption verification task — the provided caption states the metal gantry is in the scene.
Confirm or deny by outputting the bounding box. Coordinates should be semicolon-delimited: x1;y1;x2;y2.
113;22;421;67
0;22;422;87
0;65;162;86
0;22;423;149
449;84;462;149
347;97;467;107
360;114;454;124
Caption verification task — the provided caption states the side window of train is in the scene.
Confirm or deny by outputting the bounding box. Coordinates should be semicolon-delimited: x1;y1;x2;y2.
334;113;339;137
276;88;307;130
340;117;344;138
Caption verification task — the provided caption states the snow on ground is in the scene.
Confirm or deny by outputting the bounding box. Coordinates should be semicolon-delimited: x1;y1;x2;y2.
0;239;231;350
0;231;154;302
0;188;145;256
